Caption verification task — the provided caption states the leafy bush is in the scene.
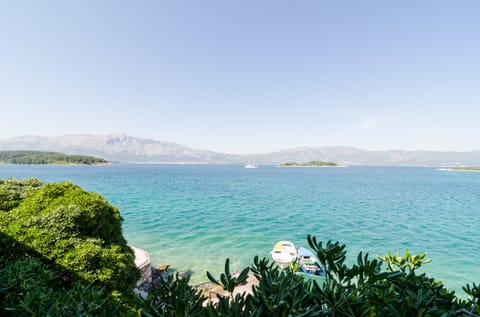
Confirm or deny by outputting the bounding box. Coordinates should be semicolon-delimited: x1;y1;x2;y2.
0;178;43;212
141;273;206;317
140;236;479;317
0;179;139;294
0;257;132;316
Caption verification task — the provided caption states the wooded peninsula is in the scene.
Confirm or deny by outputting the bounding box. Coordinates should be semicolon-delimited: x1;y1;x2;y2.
0;151;108;165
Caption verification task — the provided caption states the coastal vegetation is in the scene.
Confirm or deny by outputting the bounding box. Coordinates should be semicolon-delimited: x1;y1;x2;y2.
280;160;339;167
0;151;108;165
443;167;480;172
1;178;480;316
0;178;139;315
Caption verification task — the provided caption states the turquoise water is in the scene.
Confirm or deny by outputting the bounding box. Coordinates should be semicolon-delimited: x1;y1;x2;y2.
1;164;479;295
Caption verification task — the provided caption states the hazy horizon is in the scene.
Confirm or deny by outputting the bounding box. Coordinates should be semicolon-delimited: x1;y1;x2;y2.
2;133;480;155
1;1;479;153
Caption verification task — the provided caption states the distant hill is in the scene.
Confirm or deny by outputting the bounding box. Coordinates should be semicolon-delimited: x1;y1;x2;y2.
0;150;107;165
248;146;480;167
0;135;233;164
0;134;479;166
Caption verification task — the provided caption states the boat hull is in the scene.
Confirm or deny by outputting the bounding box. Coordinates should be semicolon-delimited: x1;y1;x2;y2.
297;247;324;276
270;241;297;268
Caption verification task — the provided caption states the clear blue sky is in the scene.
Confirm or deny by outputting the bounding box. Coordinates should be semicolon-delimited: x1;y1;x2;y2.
1;1;479;153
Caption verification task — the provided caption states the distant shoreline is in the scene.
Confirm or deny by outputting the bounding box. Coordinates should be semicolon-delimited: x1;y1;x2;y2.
437;167;480;172
0;162;111;166
276;165;347;168
278;161;343;168
0;150;109;165
2;134;480;166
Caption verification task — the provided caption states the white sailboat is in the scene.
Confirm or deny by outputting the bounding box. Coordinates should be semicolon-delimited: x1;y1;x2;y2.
244;162;258;169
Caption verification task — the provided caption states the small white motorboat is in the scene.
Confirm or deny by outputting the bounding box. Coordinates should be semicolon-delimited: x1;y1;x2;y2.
270;241;297;268
297;247;324;276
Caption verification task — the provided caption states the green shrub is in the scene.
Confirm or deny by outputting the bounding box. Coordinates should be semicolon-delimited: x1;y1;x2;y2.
140;236;477;317
0;178;43;212
0;257;132;316
0;179;140;294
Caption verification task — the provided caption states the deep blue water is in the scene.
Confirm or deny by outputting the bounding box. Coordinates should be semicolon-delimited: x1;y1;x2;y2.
1;164;479;294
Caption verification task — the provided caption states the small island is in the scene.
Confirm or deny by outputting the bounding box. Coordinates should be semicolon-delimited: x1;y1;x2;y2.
279;160;340;167
440;167;480;172
0;150;108;165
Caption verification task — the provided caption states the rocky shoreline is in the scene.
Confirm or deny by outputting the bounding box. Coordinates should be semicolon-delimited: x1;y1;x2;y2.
131;246;257;301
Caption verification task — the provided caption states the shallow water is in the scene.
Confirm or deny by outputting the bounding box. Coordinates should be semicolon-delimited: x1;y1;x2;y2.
1;164;479;295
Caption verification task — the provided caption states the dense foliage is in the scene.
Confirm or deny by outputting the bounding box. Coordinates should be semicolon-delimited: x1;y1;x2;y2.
0;255;131;316
0;151;108;165
281;161;339;167
0;179;140;316
142;238;480;317
1;178;479;316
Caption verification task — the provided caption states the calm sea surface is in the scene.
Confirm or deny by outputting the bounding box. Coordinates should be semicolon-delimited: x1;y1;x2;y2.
1;164;479;295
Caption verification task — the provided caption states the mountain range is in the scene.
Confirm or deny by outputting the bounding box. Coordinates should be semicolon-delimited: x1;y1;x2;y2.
0;134;479;166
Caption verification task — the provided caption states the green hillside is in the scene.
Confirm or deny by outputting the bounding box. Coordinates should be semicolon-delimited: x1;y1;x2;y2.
0;151;108;165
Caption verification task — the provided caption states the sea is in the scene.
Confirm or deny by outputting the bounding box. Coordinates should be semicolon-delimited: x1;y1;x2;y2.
1;164;479;296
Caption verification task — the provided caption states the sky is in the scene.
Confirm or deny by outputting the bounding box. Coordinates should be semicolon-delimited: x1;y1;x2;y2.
1;1;479;154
